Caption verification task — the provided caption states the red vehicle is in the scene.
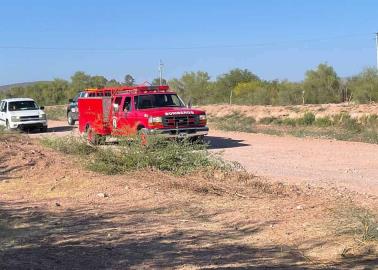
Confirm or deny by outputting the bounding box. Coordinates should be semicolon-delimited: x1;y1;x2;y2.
78;84;208;143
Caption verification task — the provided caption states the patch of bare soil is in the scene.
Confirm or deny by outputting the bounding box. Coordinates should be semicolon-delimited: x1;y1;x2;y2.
0;135;377;269
203;103;378;121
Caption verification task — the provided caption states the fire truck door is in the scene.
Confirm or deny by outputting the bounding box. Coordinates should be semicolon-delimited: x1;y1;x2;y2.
115;97;135;134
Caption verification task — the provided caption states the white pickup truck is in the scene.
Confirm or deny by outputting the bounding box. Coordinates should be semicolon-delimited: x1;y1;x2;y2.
0;98;48;132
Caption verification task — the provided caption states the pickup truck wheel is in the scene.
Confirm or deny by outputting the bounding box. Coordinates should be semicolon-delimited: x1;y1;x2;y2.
67;112;75;125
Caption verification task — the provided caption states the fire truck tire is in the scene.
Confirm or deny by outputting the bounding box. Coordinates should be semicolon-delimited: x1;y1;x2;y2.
67;111;75;125
86;126;102;145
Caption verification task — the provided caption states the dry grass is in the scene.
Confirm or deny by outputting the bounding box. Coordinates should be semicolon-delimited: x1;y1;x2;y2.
1;132;378;268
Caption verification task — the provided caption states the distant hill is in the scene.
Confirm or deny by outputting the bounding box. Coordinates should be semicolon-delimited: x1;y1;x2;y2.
0;81;51;92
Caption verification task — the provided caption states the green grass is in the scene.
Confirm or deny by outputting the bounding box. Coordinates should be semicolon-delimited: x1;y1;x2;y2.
41;136;95;156
334;206;378;242
41;136;231;176
44;106;66;121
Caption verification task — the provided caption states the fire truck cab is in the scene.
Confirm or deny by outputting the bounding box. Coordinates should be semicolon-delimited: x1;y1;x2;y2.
78;85;208;143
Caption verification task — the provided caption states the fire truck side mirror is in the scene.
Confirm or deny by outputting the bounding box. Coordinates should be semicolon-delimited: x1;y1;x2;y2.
187;98;192;108
113;103;119;113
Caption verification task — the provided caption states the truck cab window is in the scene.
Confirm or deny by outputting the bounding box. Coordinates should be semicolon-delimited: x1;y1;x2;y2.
123;97;132;112
114;97;122;106
136;94;184;109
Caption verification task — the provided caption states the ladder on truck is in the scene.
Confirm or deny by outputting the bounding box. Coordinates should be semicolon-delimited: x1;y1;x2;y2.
84;84;170;98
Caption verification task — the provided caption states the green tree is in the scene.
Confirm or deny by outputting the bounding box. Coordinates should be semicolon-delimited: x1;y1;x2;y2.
233;81;273;105
169;71;212;104
124;74;135;86
90;76;108;88
106;79;121;87
277;80;304;105
152;77;167;85
349;68;378;103
303;64;341;104
70;71;92;97
215;68;260;104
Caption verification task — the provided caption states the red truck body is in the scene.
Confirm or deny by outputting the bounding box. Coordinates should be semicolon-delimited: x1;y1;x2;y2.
78;85;208;142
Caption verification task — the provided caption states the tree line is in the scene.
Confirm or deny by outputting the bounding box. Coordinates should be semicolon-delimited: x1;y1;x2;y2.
1;64;378;106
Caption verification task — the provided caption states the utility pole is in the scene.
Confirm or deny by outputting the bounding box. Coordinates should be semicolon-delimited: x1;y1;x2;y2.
376;33;378;70
159;60;164;85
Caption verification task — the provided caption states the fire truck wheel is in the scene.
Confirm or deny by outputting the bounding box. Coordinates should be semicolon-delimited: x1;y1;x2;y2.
86;127;101;145
67;111;75;126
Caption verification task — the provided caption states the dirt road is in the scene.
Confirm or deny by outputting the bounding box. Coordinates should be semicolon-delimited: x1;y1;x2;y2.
33;120;378;196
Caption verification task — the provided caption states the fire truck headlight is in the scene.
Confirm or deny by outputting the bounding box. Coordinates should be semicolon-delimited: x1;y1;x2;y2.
199;114;206;121
148;116;163;124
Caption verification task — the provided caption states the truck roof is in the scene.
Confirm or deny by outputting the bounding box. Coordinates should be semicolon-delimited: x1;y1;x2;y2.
1;98;36;102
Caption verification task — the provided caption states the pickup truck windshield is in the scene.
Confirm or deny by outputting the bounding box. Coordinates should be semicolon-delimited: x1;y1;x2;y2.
136;94;184;109
8;101;39;111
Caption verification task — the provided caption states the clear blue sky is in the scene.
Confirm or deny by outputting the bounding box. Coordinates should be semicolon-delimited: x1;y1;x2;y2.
0;0;377;85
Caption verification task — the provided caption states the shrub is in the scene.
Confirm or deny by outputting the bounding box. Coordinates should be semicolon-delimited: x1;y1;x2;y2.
259;117;277;125
360;114;378;128
333;113;361;132
281;118;297;127
298;112;316;126
41;136;97;156
335;206;378;241
315;116;333;127
41;135;231;175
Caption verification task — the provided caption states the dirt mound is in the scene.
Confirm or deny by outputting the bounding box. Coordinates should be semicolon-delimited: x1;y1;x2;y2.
202;103;378;121
0;135;47;181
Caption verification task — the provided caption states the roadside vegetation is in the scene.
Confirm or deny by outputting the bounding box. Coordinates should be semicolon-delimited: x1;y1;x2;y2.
0;127;377;267
41;136;234;176
335;206;378;242
210;112;378;144
44;105;66;121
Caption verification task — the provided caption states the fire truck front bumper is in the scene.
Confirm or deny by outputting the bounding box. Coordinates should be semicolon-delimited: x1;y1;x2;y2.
145;126;209;138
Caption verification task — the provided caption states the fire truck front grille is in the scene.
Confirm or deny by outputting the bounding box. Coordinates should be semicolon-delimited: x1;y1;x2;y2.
163;115;199;127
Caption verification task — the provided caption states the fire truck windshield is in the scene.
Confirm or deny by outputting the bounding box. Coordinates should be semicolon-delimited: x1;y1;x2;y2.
136;94;184;109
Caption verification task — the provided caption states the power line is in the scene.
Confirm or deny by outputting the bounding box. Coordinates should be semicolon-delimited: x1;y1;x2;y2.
0;33;373;52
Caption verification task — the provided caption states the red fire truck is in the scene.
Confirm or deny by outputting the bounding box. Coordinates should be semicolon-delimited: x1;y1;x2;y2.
78;84;208;144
